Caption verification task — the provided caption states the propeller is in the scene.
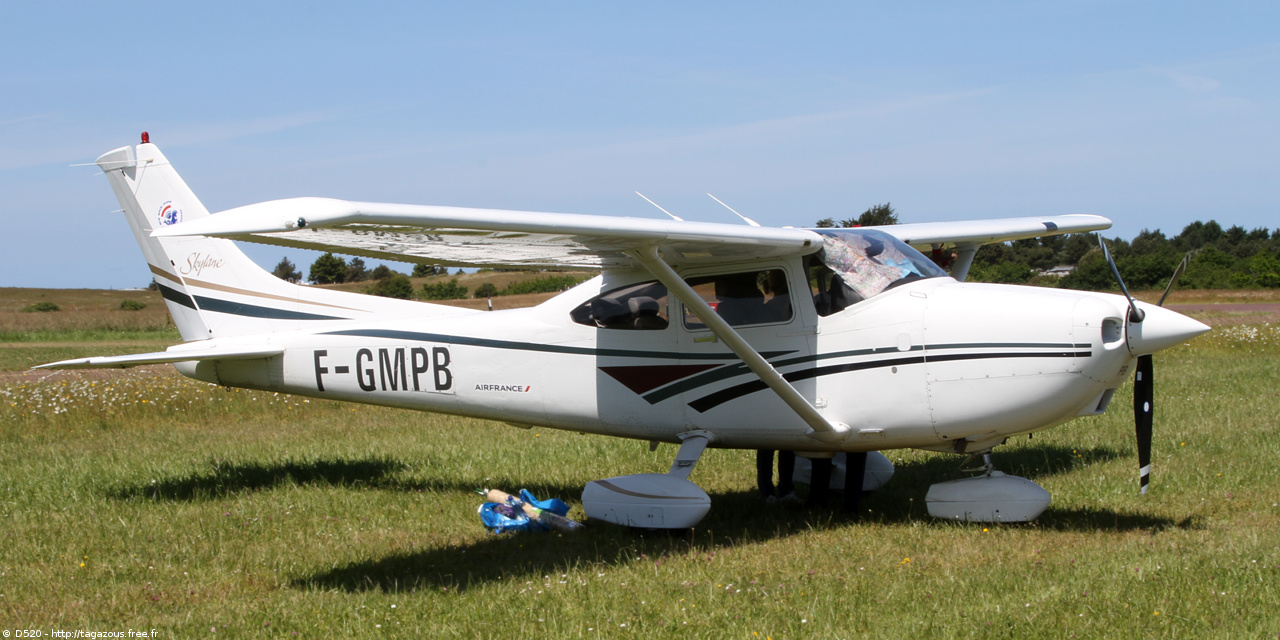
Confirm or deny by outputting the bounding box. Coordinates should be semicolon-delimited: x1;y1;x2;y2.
1098;236;1190;494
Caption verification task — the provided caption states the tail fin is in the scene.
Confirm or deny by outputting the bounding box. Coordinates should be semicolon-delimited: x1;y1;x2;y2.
96;136;441;340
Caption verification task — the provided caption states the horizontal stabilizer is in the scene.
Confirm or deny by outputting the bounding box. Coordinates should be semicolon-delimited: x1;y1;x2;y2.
33;345;283;370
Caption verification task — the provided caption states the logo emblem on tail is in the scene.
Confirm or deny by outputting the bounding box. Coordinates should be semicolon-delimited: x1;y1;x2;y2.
158;201;182;227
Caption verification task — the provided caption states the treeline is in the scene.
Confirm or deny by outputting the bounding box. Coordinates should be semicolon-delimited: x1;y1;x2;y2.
271;252;589;300
965;220;1280;290
814;204;1279;290
419;274;590;301
274;215;1280;300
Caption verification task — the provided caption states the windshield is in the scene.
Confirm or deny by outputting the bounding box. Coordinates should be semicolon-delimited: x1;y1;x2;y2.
815;228;950;300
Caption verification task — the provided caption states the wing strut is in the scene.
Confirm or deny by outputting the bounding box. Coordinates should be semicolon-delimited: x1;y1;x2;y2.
630;246;851;443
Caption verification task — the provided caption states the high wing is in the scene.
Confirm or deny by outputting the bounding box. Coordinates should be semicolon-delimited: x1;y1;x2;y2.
875;215;1112;249
152;197;1110;269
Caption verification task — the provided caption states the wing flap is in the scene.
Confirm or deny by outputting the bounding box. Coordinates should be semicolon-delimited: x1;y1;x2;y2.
34;346;283;370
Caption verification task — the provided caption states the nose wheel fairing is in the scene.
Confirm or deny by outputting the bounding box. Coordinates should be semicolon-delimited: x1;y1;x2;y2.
925;453;1050;523
925;470;1051;523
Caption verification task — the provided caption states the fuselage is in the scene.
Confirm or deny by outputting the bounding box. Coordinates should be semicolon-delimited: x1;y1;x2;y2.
174;258;1149;455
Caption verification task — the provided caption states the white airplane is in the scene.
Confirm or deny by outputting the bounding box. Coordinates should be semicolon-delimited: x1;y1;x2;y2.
39;134;1210;528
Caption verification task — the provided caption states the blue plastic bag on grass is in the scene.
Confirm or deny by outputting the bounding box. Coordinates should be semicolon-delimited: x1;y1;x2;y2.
519;489;570;518
477;502;533;534
477;489;571;534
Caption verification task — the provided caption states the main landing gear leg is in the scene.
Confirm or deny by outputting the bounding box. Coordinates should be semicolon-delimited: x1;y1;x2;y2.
669;432;710;479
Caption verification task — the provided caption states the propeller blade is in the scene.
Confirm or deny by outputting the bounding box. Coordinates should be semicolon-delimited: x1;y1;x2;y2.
1156;253;1191;308
1098;235;1145;322
1134;354;1154;494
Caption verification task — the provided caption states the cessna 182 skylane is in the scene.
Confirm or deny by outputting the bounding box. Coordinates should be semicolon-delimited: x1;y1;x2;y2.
39;135;1210;527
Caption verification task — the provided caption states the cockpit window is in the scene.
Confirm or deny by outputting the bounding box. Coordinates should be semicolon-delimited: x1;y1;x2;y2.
570;280;669;330
810;228;949;313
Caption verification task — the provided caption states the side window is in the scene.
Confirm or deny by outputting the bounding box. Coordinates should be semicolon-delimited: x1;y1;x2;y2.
570;281;669;330
683;268;793;330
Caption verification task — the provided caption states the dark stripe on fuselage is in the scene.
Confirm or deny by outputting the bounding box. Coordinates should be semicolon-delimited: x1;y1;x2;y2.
642;345;926;404
156;283;344;321
322;327;1095;411
687;350;1092;413
321;328;794;362
642;343;1090;405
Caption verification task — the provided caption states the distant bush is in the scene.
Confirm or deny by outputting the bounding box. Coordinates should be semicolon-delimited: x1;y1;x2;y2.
20;302;60;313
367;274;414;299
119;299;148;311
473;283;498;298
419;279;469;301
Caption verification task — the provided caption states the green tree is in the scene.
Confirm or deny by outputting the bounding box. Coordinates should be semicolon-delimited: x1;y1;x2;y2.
1059;249;1116;291
983;262;1035;284
412;263;447;277
308;253;347;285
271;257;302;283
1054;234;1096;268
816;203;898;228
1174;220;1224;251
1248;251;1280;288
1182;246;1237;289
473;282;498;298
370;264;402;280
345;257;369;282
853;202;898;227
1119;253;1177;290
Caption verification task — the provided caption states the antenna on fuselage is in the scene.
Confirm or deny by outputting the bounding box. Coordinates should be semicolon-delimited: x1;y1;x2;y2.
634;192;683;221
707;193;761;227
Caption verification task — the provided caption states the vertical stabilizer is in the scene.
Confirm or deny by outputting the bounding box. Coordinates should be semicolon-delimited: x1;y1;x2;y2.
96;135;454;340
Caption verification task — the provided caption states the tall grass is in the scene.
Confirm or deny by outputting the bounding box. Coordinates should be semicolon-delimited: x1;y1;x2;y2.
2;324;1278;636
0;288;174;340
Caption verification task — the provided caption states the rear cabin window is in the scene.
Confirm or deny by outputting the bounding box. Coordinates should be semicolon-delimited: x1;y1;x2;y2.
683;268;793;330
570;281;670;330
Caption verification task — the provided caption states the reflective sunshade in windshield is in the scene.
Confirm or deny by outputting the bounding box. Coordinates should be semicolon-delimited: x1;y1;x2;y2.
815;228;950;300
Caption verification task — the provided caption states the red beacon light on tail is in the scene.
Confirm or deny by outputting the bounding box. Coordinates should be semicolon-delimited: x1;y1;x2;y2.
141;132;150;144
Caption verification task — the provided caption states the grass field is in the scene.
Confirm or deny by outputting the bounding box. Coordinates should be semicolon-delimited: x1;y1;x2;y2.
1;288;1278;638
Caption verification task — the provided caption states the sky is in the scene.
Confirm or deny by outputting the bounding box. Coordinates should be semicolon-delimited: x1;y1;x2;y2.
2;2;1277;289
